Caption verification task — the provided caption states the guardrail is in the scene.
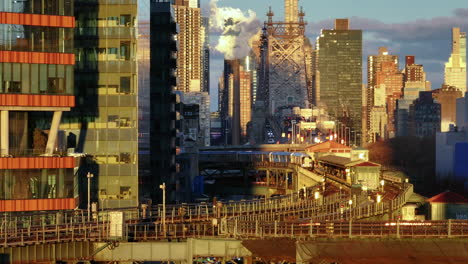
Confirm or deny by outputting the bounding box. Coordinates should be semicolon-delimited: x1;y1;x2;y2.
1;220;466;248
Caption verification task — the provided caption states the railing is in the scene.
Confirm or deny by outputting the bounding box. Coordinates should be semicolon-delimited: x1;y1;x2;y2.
0;148;68;157
1;220;467;247
228;220;468;239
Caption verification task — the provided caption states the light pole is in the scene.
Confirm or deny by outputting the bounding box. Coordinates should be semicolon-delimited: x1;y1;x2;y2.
87;172;94;222
159;182;166;235
380;179;385;192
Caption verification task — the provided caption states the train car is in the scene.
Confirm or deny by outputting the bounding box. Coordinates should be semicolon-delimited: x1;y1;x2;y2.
270;152;291;164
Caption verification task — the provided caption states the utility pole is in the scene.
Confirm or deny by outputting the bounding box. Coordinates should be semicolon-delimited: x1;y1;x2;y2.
159;182;166;235
87;172;94;222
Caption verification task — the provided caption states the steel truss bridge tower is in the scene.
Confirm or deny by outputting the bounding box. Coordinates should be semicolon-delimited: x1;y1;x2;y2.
259;2;312;116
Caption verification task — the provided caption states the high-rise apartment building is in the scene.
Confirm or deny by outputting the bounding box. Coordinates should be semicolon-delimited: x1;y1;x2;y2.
409;91;441;137
445;27;466;94
201;16;210;94
173;0;201;92
366;47;402;142
0;0;77;212
285;0;299;23
150;0;178;202
315;19;362;145
395;56;430;137
432;85;463;132
61;0;139;208
220;57;252;145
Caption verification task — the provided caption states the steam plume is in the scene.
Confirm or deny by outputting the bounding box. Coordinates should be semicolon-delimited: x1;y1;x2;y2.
210;0;261;59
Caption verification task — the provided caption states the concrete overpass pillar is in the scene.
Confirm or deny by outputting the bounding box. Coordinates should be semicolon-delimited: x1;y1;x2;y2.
1;110;9;156
45;111;62;155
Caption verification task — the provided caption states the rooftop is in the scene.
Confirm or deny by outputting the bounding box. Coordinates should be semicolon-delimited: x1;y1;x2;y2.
427;191;468;204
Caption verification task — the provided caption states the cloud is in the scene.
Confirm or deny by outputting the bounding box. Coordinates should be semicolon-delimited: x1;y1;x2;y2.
209;0;262;59
306;8;468;88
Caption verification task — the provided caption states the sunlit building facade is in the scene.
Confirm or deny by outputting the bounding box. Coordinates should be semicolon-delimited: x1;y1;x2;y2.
432;85;463;132
173;0;201;92
60;0;139;208
0;0;77;212
315;19;362;145
366;47;402;142
445;27;466;94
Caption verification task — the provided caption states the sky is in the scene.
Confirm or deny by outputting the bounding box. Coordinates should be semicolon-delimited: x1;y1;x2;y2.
139;0;468;112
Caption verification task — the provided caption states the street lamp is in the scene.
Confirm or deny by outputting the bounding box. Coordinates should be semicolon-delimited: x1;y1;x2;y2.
380;179;385;192
86;172;94;222
159;182;166;235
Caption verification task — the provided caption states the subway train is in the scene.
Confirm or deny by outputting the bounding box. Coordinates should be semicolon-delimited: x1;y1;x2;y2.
199;151;313;168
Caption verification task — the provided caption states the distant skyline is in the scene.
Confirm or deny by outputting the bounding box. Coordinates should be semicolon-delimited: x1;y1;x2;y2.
139;0;468;111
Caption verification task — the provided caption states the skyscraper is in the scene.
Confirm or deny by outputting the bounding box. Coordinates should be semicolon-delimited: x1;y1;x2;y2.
150;0;178;202
432;85;463;132
173;0;202;92
63;0;139;208
315;19;363;145
0;0;77;212
366;47;402;142
285;0;299;23
445;27;467;94
220;57;252;145
396;56;429;137
201;16;210;93
409;92;441;137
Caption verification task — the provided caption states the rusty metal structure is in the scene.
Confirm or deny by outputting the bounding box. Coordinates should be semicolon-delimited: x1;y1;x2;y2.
258;2;312;115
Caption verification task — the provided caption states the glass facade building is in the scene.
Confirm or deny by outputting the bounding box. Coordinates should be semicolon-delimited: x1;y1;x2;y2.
315;19;362;145
0;0;77;212
60;0;139;209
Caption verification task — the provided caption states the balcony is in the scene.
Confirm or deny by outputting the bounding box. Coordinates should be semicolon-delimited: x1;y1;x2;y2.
76;27;136;39
0;149;78;169
0;94;75;108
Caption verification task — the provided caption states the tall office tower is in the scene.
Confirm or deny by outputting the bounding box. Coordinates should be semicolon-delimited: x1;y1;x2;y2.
445;27;466;94
239;62;253;142
220;57;253;145
315;19;363;145
432;85;463;132
201;16;210;93
259;5;311;115
173;0;201;92
65;0;139;208
138;18;151;201
366;47;401;142
409;92;441;137
0;0;77;212
150;1;178;202
285;0;299;23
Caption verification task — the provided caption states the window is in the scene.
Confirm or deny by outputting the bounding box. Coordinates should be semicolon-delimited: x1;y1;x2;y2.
120;77;131;94
2;81;21;93
120;41;130;60
119;152;132;163
120;15;132;26
47;78;64;94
